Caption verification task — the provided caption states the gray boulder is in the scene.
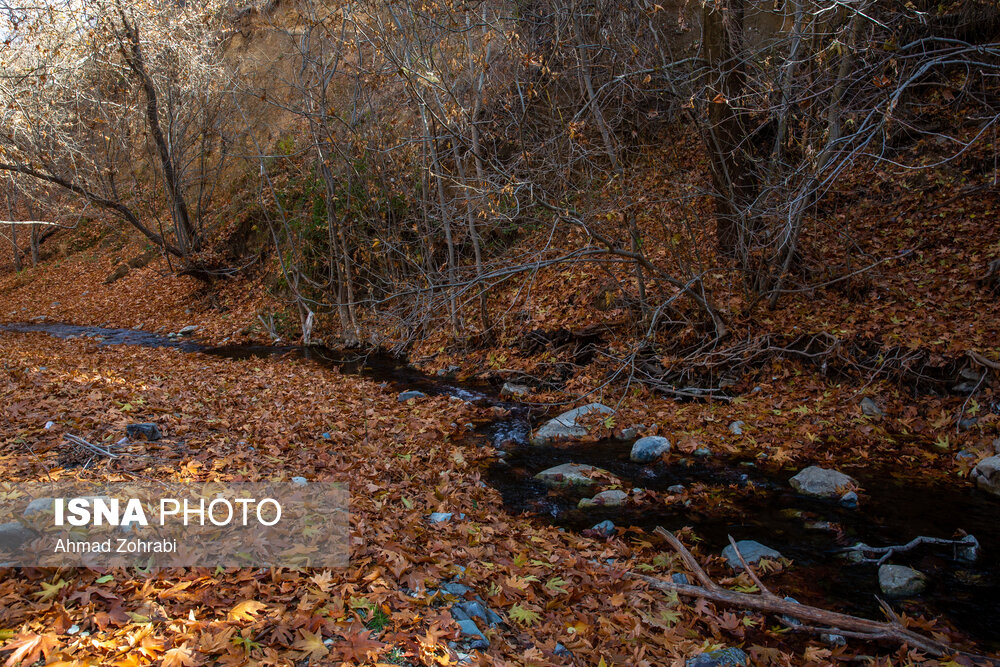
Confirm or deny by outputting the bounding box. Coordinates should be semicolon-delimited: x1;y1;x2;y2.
860;397;885;418
578;489;628;509
531;403;614;446
22;497;55;519
535;463;611;488
630;436;671;463
398;390;427;402
126;423;162;441
878;564;926;597
686;648;750;666
500;383;530;398
790;466;857;500
971;455;1000;497
722;540;783;569
0;522;36;552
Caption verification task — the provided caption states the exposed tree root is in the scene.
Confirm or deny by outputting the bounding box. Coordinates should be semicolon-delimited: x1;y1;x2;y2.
616;527;998;664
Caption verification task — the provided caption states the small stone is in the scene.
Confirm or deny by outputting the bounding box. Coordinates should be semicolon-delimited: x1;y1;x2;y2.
321;432;332;440
455;600;501;627
958;417;979;431
693;447;711;457
591;520;615;537
839;491;859;508
878;564;927;597
290;476;308;486
821;633;847;646
178;325;199;336
0;521;36;552
789;466;857;500
686;647;750;666
667;484;686;494
126;423;162;441
721;540;783;569
971;455;1000;497
44;421;55;430
620;426;640;440
429;512;465;524
578;489;627;509
630;436;671;463
535;463;612;488
398;390;427;402
671;573;690;585
554;643;573;658
728;420;744;435
66;624;80;636
530;403;615;446
780;596;802;627
957;534;980;564
860;397;885;418
441;582;472;597
455;618;489;648
22;498;55;519
955;449;976;461
500;382;530;398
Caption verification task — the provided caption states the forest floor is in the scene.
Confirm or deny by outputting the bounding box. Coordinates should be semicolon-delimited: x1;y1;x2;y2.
1;137;999;666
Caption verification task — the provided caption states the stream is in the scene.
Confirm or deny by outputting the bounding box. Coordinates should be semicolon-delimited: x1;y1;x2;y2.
2;321;998;651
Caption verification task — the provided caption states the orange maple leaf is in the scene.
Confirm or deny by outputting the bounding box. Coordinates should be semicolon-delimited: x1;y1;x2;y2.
2;633;61;667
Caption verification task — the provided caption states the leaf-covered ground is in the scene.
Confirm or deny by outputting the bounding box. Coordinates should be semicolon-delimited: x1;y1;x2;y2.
1;135;999;665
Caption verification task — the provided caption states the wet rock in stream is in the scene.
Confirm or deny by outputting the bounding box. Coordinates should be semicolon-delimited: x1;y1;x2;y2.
789;466;857;500
530;403;614;446
878;564;927;597
534;463;613;488
971;455;1000;497
721;540;783;569
630;436;671;463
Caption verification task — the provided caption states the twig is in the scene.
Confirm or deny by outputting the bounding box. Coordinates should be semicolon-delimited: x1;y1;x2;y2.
64;434;118;458
968;350;1000;371
614;527;997;662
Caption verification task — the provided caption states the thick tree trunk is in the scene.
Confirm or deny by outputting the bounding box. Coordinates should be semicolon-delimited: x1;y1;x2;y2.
702;0;758;260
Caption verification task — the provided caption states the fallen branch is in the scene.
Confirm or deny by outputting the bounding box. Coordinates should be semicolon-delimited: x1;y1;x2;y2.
64;434;118;458
840;535;980;566
968;350;1000;371
616;527;996;663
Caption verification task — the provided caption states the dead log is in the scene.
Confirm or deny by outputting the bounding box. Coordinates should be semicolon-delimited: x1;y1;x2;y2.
614;527;997;663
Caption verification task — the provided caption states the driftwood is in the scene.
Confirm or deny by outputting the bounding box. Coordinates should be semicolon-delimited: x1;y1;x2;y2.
840;535;980;566
617;527;997;663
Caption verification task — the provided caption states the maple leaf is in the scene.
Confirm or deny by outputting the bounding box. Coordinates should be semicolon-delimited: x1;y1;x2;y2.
508;604;541;626
161;643;201;667
2;633;60;667
309;570;334;593
330;627;386;663
33;578;67;602
291;630;328;660
228;600;267;621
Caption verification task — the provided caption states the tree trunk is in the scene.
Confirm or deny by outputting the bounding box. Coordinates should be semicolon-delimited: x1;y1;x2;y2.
702;0;757;260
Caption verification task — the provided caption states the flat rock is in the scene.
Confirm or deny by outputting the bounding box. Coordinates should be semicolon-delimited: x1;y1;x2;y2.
126;423;162;441
878;564;926;597
860;397;885;418
398;390;427;402
630;436;671;463
686;648;750;666
290;476;308;486
0;522;36;552
500;382;530;398
178;325;199;336
971;455;1000;497
22;498;55;519
535;463;611;488
722;540;783;569
789;466;857;499
531;403;614;446
578;489;627;509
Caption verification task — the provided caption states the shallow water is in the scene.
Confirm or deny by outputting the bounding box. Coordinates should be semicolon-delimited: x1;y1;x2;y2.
2;321;998;650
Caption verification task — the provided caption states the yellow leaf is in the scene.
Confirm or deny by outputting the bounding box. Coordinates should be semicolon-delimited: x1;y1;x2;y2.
292;629;329;659
228;600;267;621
